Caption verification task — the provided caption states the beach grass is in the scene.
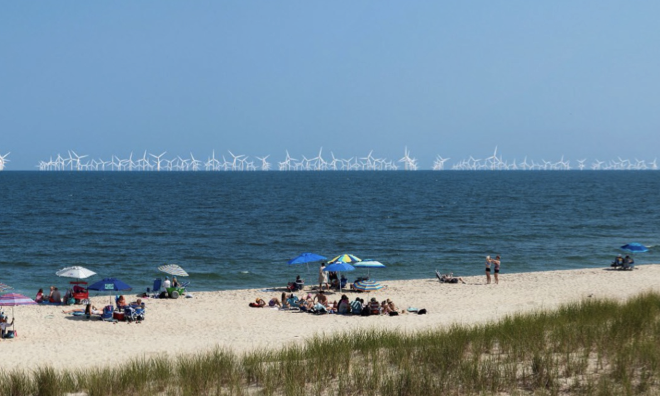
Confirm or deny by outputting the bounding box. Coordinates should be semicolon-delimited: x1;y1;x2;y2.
3;291;660;395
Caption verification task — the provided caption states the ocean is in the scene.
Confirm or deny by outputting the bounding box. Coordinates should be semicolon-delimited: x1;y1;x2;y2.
0;171;658;296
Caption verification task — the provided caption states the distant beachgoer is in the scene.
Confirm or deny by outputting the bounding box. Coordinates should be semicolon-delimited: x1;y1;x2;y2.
440;273;466;284
0;315;14;338
337;294;351;314
318;263;329;290
485;256;492;284
50;287;62;304
624;255;634;270
314;290;328;307
35;289;44;303
117;295;127;308
163;277;171;290
493;255;501;284
172;277;179;288
612;254;625;268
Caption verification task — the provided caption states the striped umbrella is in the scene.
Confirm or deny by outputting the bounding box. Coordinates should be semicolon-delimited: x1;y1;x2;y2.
158;264;189;277
353;279;384;292
0;293;37;325
328;254;362;265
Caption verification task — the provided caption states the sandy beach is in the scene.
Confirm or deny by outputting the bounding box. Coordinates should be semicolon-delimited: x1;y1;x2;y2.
3;265;660;372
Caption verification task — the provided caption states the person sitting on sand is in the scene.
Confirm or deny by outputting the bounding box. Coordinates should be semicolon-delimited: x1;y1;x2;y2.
624;255;635;270
337;294;351;314
387;299;401;314
35;288;44;303
0;315;14;338
350;297;363;315
49;287;62;304
313;290;329;307
380;300;392;315
369;297;380;315
612;254;625;268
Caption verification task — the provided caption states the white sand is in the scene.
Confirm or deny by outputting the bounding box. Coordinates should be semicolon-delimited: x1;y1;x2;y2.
3;265;660;371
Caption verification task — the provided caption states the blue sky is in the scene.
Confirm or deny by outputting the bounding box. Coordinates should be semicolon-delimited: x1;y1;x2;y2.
1;2;659;169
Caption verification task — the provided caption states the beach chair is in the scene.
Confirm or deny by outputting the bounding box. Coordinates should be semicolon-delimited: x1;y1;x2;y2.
150;279;162;298
101;305;114;321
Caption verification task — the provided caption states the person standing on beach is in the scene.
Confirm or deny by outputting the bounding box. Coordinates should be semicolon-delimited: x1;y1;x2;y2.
318;263;328;291
485;256;492;284
492;255;501;284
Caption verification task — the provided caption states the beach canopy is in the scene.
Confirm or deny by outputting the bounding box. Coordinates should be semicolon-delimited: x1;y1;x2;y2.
621;243;648;253
287;253;327;265
87;278;132;292
56;266;97;279
328;254;361;265
353;279;384;292
158;264;189;277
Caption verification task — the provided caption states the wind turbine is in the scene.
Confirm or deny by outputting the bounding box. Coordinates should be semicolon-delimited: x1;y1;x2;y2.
150;152;167;171
0;152;10;171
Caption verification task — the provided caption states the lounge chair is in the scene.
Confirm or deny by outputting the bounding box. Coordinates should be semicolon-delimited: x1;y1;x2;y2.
149;279;162;298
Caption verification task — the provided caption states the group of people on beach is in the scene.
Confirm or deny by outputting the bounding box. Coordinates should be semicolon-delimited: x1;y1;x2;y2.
252;290;404;316
35;286;63;304
485;255;501;284
611;254;635;270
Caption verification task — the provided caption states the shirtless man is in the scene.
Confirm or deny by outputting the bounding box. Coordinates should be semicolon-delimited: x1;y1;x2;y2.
313;290;328;307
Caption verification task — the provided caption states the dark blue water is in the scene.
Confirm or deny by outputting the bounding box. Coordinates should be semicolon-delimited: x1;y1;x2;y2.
0;171;658;296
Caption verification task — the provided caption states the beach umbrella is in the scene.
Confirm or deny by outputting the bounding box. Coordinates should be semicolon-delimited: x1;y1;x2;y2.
323;262;355;292
353;279;384;292
287;253;327;265
158;264;189;277
354;259;386;277
56;266;97;279
0;293;37;333
287;253;326;281
328;254;362;265
87;278;132;292
621;243;649;254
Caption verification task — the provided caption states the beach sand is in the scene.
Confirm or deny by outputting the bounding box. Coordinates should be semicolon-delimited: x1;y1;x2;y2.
4;265;660;372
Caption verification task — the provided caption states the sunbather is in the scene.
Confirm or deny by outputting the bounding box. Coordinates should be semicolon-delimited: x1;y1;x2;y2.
438;272;466;284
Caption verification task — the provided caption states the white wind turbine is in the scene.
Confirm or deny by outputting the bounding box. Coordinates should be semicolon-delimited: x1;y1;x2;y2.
150;152;167;171
0;152;10;171
257;155;271;171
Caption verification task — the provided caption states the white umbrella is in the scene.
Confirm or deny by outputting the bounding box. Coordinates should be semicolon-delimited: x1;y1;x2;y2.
158;264;189;277
56;266;97;279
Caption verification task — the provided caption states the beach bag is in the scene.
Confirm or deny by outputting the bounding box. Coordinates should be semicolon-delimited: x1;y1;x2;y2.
5;330;15;339
361;306;371;316
389;311;399;316
249;302;261;308
418;309;427;315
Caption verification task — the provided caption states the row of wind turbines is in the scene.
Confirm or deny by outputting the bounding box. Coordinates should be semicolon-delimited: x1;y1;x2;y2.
0;147;655;171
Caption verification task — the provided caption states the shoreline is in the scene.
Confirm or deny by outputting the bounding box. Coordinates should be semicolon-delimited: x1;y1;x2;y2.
3;265;660;371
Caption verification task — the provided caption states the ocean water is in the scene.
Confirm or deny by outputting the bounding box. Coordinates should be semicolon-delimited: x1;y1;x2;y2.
0;171;658;296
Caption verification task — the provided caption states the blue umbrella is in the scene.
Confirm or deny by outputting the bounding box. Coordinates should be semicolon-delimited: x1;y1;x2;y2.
323;263;355;292
287;253;327;265
87;278;133;292
354;259;386;277
621;243;648;253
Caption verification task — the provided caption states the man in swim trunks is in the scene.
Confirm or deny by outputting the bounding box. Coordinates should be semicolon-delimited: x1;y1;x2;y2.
492;255;501;284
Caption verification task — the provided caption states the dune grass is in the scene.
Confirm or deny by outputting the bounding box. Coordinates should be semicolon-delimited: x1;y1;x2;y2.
3;292;660;395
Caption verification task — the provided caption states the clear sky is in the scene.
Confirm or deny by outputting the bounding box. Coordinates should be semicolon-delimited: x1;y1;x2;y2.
2;2;659;169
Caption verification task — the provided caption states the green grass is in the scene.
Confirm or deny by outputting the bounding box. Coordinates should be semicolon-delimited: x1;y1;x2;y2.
4;291;660;395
